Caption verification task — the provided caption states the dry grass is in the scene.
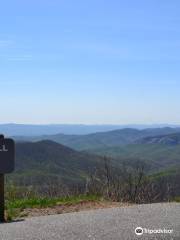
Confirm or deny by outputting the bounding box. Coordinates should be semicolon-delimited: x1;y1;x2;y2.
21;200;129;218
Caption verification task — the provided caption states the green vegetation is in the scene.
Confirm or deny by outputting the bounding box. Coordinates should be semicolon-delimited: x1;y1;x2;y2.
11;129;180;187
174;197;180;202
10;140;101;186
149;167;180;179
11;139;180;188
91;144;180;172
6;195;101;221
7;195;100;209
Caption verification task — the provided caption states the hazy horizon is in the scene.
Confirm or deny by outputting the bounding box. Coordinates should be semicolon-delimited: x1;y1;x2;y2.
1;122;180;137
1;122;180;126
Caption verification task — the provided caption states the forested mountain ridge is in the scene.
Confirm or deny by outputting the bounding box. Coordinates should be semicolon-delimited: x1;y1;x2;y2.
10;140;102;186
135;132;180;145
14;127;180;150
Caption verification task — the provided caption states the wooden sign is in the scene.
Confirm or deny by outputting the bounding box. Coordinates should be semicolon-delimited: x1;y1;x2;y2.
0;135;15;222
0;137;15;174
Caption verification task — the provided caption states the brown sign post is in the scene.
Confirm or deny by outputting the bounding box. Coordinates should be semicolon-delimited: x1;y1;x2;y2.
0;135;15;222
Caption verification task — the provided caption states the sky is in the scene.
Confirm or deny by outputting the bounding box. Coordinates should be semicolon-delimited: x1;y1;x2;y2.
0;0;180;124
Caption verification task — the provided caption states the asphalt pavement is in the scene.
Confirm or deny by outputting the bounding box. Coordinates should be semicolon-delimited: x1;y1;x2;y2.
0;203;179;240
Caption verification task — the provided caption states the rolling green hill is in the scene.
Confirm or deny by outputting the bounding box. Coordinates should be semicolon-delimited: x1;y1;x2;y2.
89;143;180;172
9;140;102;186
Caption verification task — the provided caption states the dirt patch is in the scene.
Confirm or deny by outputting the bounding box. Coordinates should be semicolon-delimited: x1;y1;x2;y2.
21;201;129;218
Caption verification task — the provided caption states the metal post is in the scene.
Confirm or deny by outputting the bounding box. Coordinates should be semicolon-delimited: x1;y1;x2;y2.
0;174;5;222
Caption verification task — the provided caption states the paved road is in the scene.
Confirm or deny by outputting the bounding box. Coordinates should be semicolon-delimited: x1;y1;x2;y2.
0;203;179;240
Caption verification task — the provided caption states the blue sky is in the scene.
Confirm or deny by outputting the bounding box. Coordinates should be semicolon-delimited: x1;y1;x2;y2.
0;0;180;124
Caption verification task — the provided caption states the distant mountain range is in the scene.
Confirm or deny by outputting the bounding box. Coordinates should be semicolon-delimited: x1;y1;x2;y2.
7;128;180;187
14;127;180;150
10;138;180;187
1;123;180;136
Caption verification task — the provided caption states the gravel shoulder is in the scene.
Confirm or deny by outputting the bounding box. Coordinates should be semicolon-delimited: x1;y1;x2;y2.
0;202;179;240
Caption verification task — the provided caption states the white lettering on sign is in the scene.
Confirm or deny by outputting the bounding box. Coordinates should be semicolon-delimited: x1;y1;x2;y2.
0;145;8;152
